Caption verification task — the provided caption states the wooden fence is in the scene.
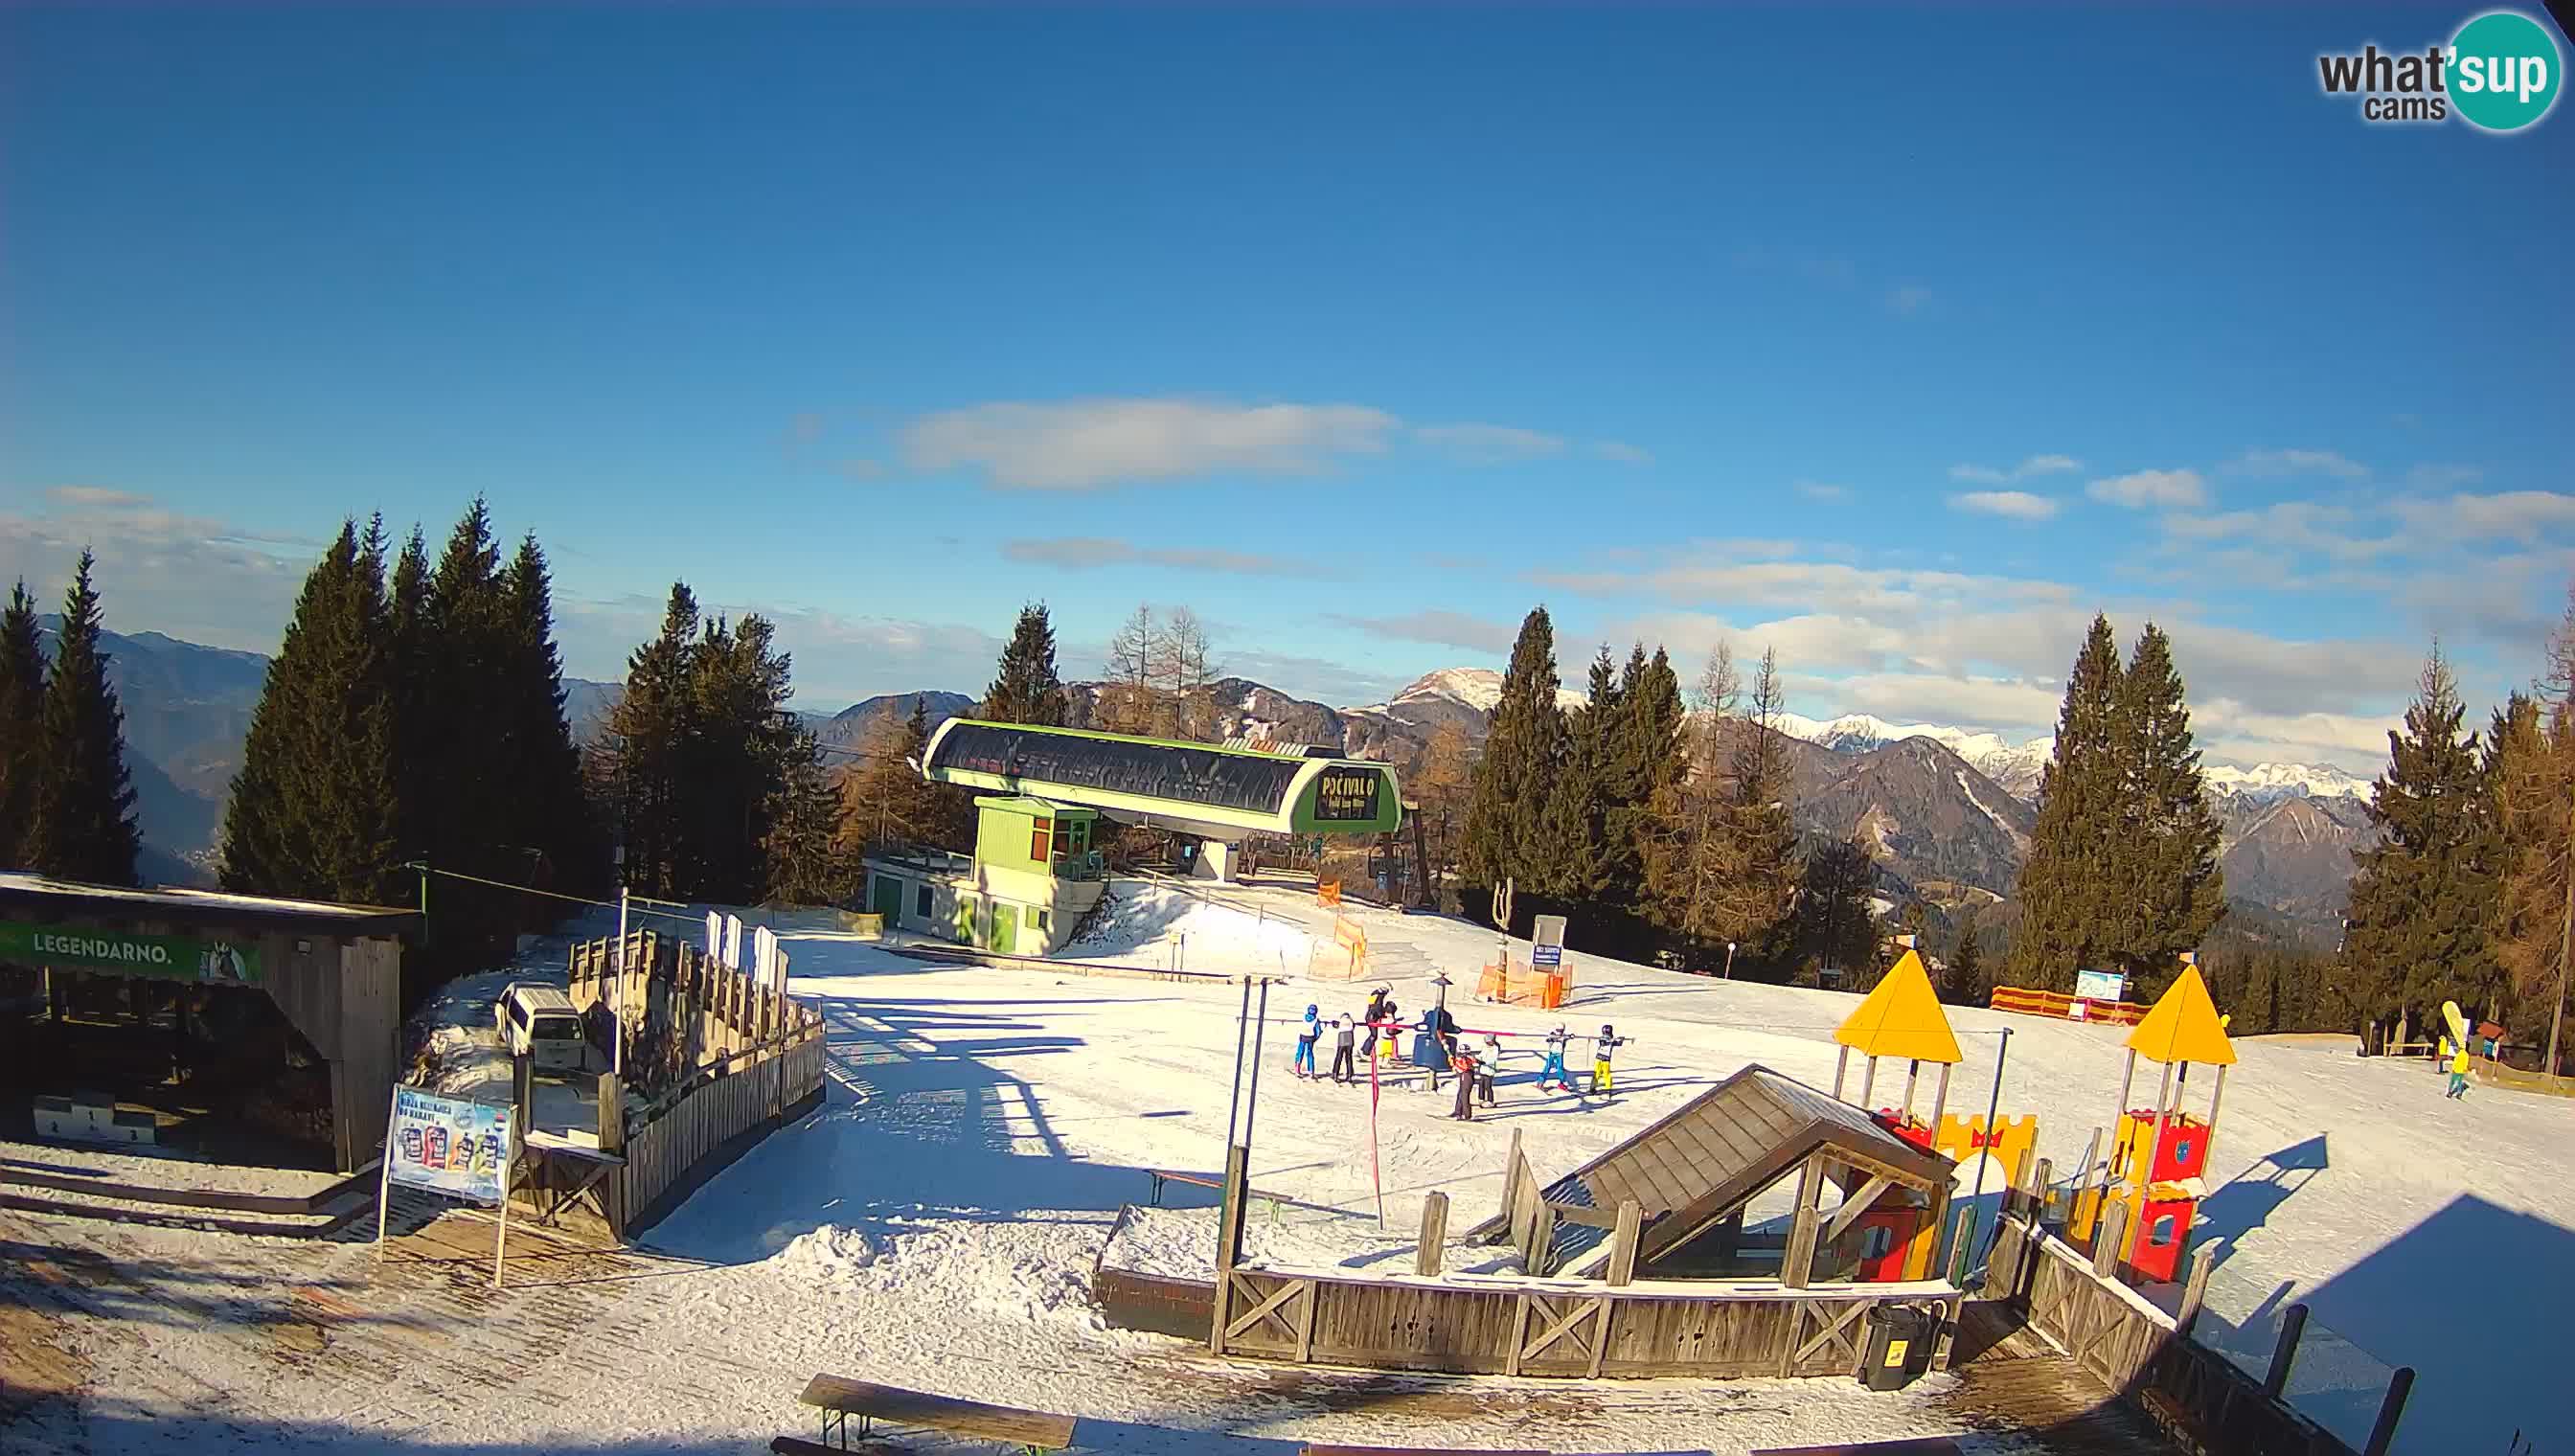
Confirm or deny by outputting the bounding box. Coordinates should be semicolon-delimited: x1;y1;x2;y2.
517;928;829;1240
1982;1203;2378;1455
1191;1264;1959;1379
1989;985;2149;1026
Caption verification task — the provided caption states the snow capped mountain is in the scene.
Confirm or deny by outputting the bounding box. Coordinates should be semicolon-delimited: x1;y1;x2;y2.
1350;667;1588;721
1775;712;2057;800
2202;762;2370;802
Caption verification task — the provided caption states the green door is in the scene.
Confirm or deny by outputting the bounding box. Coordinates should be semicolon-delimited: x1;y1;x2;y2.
991;903;1017;956
871;875;902;922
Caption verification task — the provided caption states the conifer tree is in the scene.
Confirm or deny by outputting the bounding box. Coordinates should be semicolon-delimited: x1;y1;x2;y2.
763;725;850;904
1461;607;1569;921
1788;837;1879;980
840;699;939;852
1603;644;1683;899
689;611;801;903
1726;647;1803;952
2006;614;2127;991
1412;718;1476;905
0;581;45;867
2343;648;2502;1033
29;551;141;885
600;584;702;898
2106;622;2225;992
498;533;599;892
1539;646;1621;900
1947;910;1988;1006
385;527;435;862
220;521;399;901
983;603;1069;726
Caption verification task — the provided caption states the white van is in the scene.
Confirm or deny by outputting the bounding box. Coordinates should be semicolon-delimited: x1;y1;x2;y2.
495;983;588;1073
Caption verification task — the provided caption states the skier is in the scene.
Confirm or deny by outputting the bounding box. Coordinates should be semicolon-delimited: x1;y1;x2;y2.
1359;987;1390;1066
1593;1023;1627;1096
1539;1025;1573;1092
2447;1043;2471;1100
1448;1039;1480;1121
1330;1012;1358;1084
1294;1004;1322;1079
1476;1033;1502;1105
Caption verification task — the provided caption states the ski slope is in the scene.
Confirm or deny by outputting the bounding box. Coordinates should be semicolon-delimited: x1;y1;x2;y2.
5;881;2564;1454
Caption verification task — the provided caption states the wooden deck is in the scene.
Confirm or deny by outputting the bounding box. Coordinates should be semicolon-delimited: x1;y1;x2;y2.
1933;1301;2170;1455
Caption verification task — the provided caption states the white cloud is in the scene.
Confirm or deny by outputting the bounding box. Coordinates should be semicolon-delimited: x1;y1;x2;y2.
1949;490;2061;521
1795;481;1849;501
0;488;317;654
900;398;1400;489
2227;449;2368;480
1593;440;1654;466
2393;490;2575;543
1001;535;1340;580
1948;455;2081;485
2087;468;2209;511
1326;609;1521;654
1415;422;1567;465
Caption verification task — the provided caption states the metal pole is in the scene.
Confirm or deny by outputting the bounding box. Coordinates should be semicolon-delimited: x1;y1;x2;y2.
2553;789;2573;1076
1964;1028;2011;1267
1223;976;1250;1157
1723;942;1736;979
1241;979;1272;1157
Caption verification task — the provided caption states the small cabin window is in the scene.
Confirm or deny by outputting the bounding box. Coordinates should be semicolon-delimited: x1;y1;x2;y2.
1033;908;1051;931
1030;817;1053;861
1053;820;1075;857
2150;1214;2178;1246
915;885;932;918
1859;1225;1895;1262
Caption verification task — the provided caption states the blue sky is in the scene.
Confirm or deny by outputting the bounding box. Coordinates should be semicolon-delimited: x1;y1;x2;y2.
4;4;2569;772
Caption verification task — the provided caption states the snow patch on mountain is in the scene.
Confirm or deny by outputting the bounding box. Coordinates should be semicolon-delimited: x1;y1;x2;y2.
2203;762;2370;802
1350;667;1588;717
1955;768;2031;853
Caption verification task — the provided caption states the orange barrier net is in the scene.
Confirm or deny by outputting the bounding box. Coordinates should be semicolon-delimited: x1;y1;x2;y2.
1990;984;2148;1026
1476;958;1570;1009
1308;915;1371;981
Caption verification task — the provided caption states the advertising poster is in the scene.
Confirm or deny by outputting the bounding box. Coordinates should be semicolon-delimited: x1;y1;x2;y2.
2074;968;2127;1004
386;1086;513;1204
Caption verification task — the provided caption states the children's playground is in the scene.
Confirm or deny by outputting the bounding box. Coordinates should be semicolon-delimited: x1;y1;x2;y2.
5;872;2564;1456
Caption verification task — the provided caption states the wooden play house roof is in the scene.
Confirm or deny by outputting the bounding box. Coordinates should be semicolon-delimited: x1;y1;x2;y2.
1530;1064;1956;1271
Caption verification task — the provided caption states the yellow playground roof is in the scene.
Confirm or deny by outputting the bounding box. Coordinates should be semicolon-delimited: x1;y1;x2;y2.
1834;950;1963;1065
2126;965;2238;1067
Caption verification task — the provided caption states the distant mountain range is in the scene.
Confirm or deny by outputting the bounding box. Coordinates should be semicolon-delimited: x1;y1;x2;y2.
41;624;2378;937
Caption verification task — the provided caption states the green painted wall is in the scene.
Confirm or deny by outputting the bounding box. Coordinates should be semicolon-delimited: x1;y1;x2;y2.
972;796;1098;877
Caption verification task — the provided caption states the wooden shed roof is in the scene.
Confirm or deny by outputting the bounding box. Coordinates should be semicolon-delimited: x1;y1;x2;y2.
1538;1064;1956;1268
0;873;419;938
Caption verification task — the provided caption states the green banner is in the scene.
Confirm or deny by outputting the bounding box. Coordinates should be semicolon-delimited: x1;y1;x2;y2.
0;920;262;985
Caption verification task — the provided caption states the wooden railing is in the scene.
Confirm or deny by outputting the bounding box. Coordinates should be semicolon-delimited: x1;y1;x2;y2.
1989;984;2149;1026
600;1017;824;1236
568;929;818;1101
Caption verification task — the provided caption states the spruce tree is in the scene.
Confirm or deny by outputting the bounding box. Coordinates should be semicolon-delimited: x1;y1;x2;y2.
1540;646;1621;900
1461;606;1569;921
1947;910;1988;1006
689;611;800;903
763;725;849;904
30;551;142;885
2006;614;2127;991
386;527;435;864
984;603;1069;726
2343;648;2502;1033
0;581;45;867
1602;644;1682;903
2106;623;2225;993
220;520;400;901
600;584;702;898
498;533;599;893
1788;837;1879;981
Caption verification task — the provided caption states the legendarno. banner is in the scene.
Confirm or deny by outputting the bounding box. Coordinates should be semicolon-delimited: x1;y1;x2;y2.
0;920;263;985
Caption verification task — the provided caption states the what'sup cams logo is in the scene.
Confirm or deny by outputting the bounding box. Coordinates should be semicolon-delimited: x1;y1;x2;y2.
2318;9;2563;130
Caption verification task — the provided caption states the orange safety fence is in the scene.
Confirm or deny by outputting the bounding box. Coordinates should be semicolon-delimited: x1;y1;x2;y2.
1990;984;2149;1026
1476;958;1570;1010
1316;879;1342;908
1307;915;1372;981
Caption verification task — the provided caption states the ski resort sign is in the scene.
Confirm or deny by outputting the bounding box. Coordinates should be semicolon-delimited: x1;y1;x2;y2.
0;920;262;985
386;1086;513;1204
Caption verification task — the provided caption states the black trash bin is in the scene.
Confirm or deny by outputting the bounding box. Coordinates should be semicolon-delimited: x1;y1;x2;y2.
1858;1305;1930;1391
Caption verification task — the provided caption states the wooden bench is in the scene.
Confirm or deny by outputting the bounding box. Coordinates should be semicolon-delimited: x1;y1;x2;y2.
783;1375;1077;1453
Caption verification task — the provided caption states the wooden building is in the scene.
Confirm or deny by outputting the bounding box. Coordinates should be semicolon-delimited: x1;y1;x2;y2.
0;874;414;1172
1481;1064;1960;1286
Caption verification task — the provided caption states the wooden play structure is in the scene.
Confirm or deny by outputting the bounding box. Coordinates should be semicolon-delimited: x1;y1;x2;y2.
2068;954;2234;1285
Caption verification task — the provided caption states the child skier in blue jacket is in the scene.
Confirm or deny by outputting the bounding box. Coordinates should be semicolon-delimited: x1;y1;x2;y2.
1294;1005;1321;1079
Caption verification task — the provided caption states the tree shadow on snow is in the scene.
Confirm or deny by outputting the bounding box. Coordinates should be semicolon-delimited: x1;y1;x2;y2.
639;990;1198;1265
